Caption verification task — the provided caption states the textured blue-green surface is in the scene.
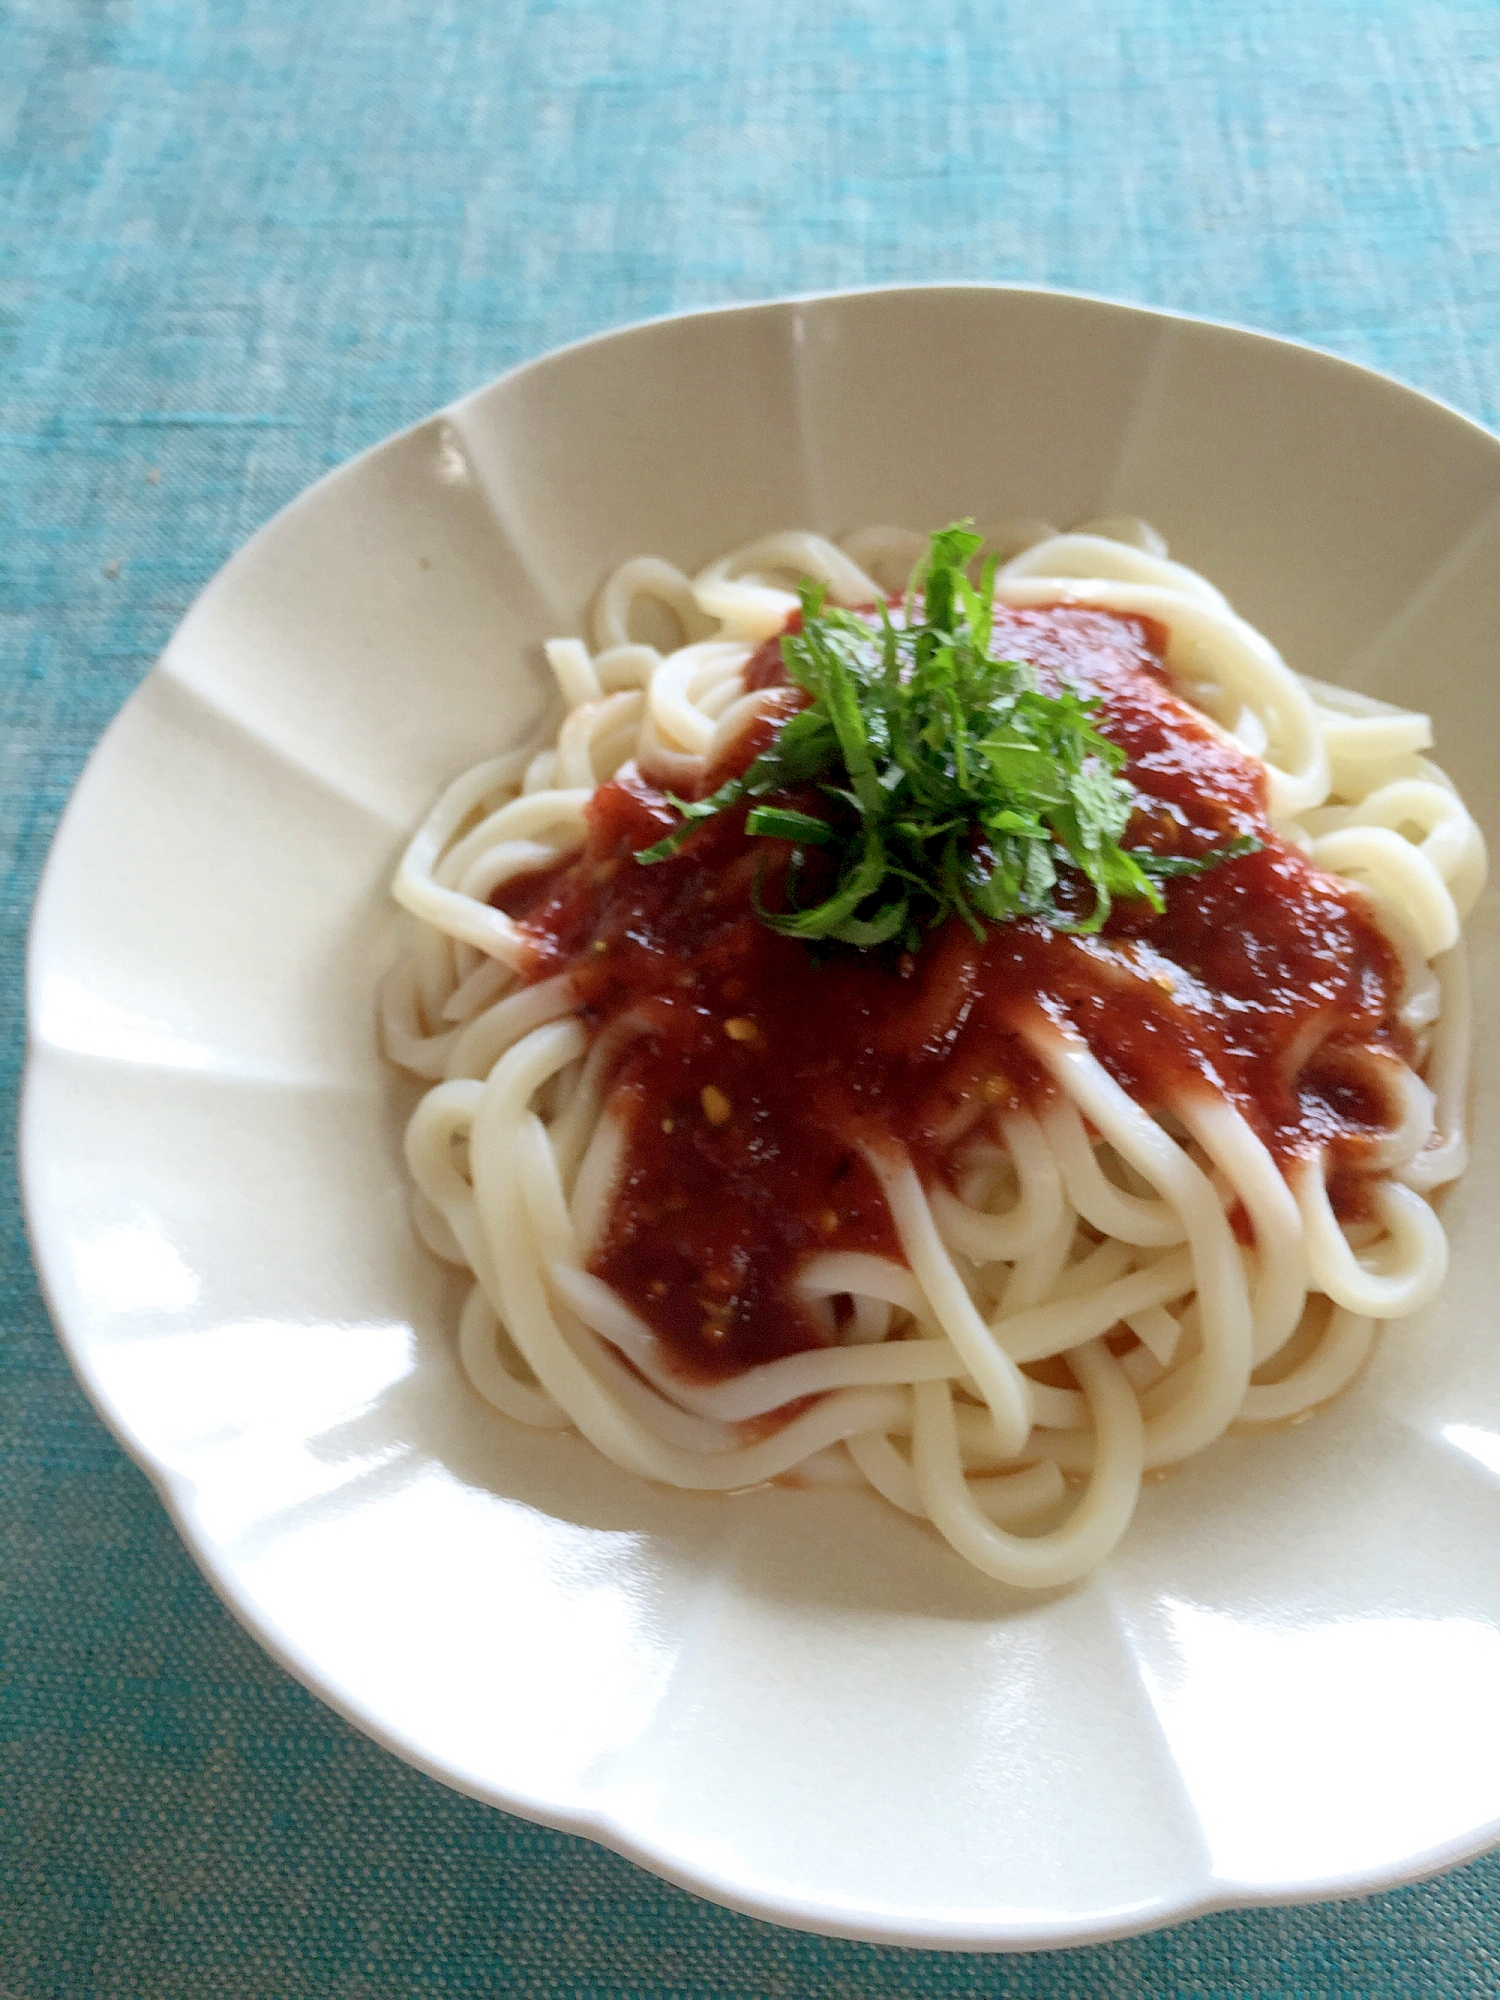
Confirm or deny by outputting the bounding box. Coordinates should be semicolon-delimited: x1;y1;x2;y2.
6;2;1500;1993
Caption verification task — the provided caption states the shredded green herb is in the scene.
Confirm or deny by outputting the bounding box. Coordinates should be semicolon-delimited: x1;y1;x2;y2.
636;523;1257;950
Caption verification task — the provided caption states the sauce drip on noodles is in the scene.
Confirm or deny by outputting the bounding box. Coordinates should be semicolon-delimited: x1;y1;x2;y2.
497;605;1410;1378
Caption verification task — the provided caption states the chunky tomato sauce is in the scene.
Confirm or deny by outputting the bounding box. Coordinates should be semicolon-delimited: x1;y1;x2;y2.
496;608;1410;1376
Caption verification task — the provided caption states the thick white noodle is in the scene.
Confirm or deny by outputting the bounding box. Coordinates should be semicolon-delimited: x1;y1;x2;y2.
1403;944;1472;1192
383;521;1480;1589
1238;1305;1376;1425
929;1110;1066;1261
1293;1158;1448;1318
999;532;1229;610
913;1341;1143;1587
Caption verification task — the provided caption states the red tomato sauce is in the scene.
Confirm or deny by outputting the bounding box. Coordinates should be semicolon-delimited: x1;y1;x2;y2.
496;608;1410;1377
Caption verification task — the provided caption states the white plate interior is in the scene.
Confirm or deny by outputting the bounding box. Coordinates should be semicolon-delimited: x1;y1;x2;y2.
23;286;1500;1950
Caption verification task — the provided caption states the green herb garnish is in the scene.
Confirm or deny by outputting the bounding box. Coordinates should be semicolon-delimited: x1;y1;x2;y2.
636;523;1257;949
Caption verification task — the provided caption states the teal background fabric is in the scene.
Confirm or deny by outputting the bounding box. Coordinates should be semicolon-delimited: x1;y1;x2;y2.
5;1;1500;1992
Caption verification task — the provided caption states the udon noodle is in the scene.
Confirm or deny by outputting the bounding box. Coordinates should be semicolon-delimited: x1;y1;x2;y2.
381;519;1483;1588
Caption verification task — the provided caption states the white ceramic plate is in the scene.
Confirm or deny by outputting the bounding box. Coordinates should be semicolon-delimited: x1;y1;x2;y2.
23;286;1500;1952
